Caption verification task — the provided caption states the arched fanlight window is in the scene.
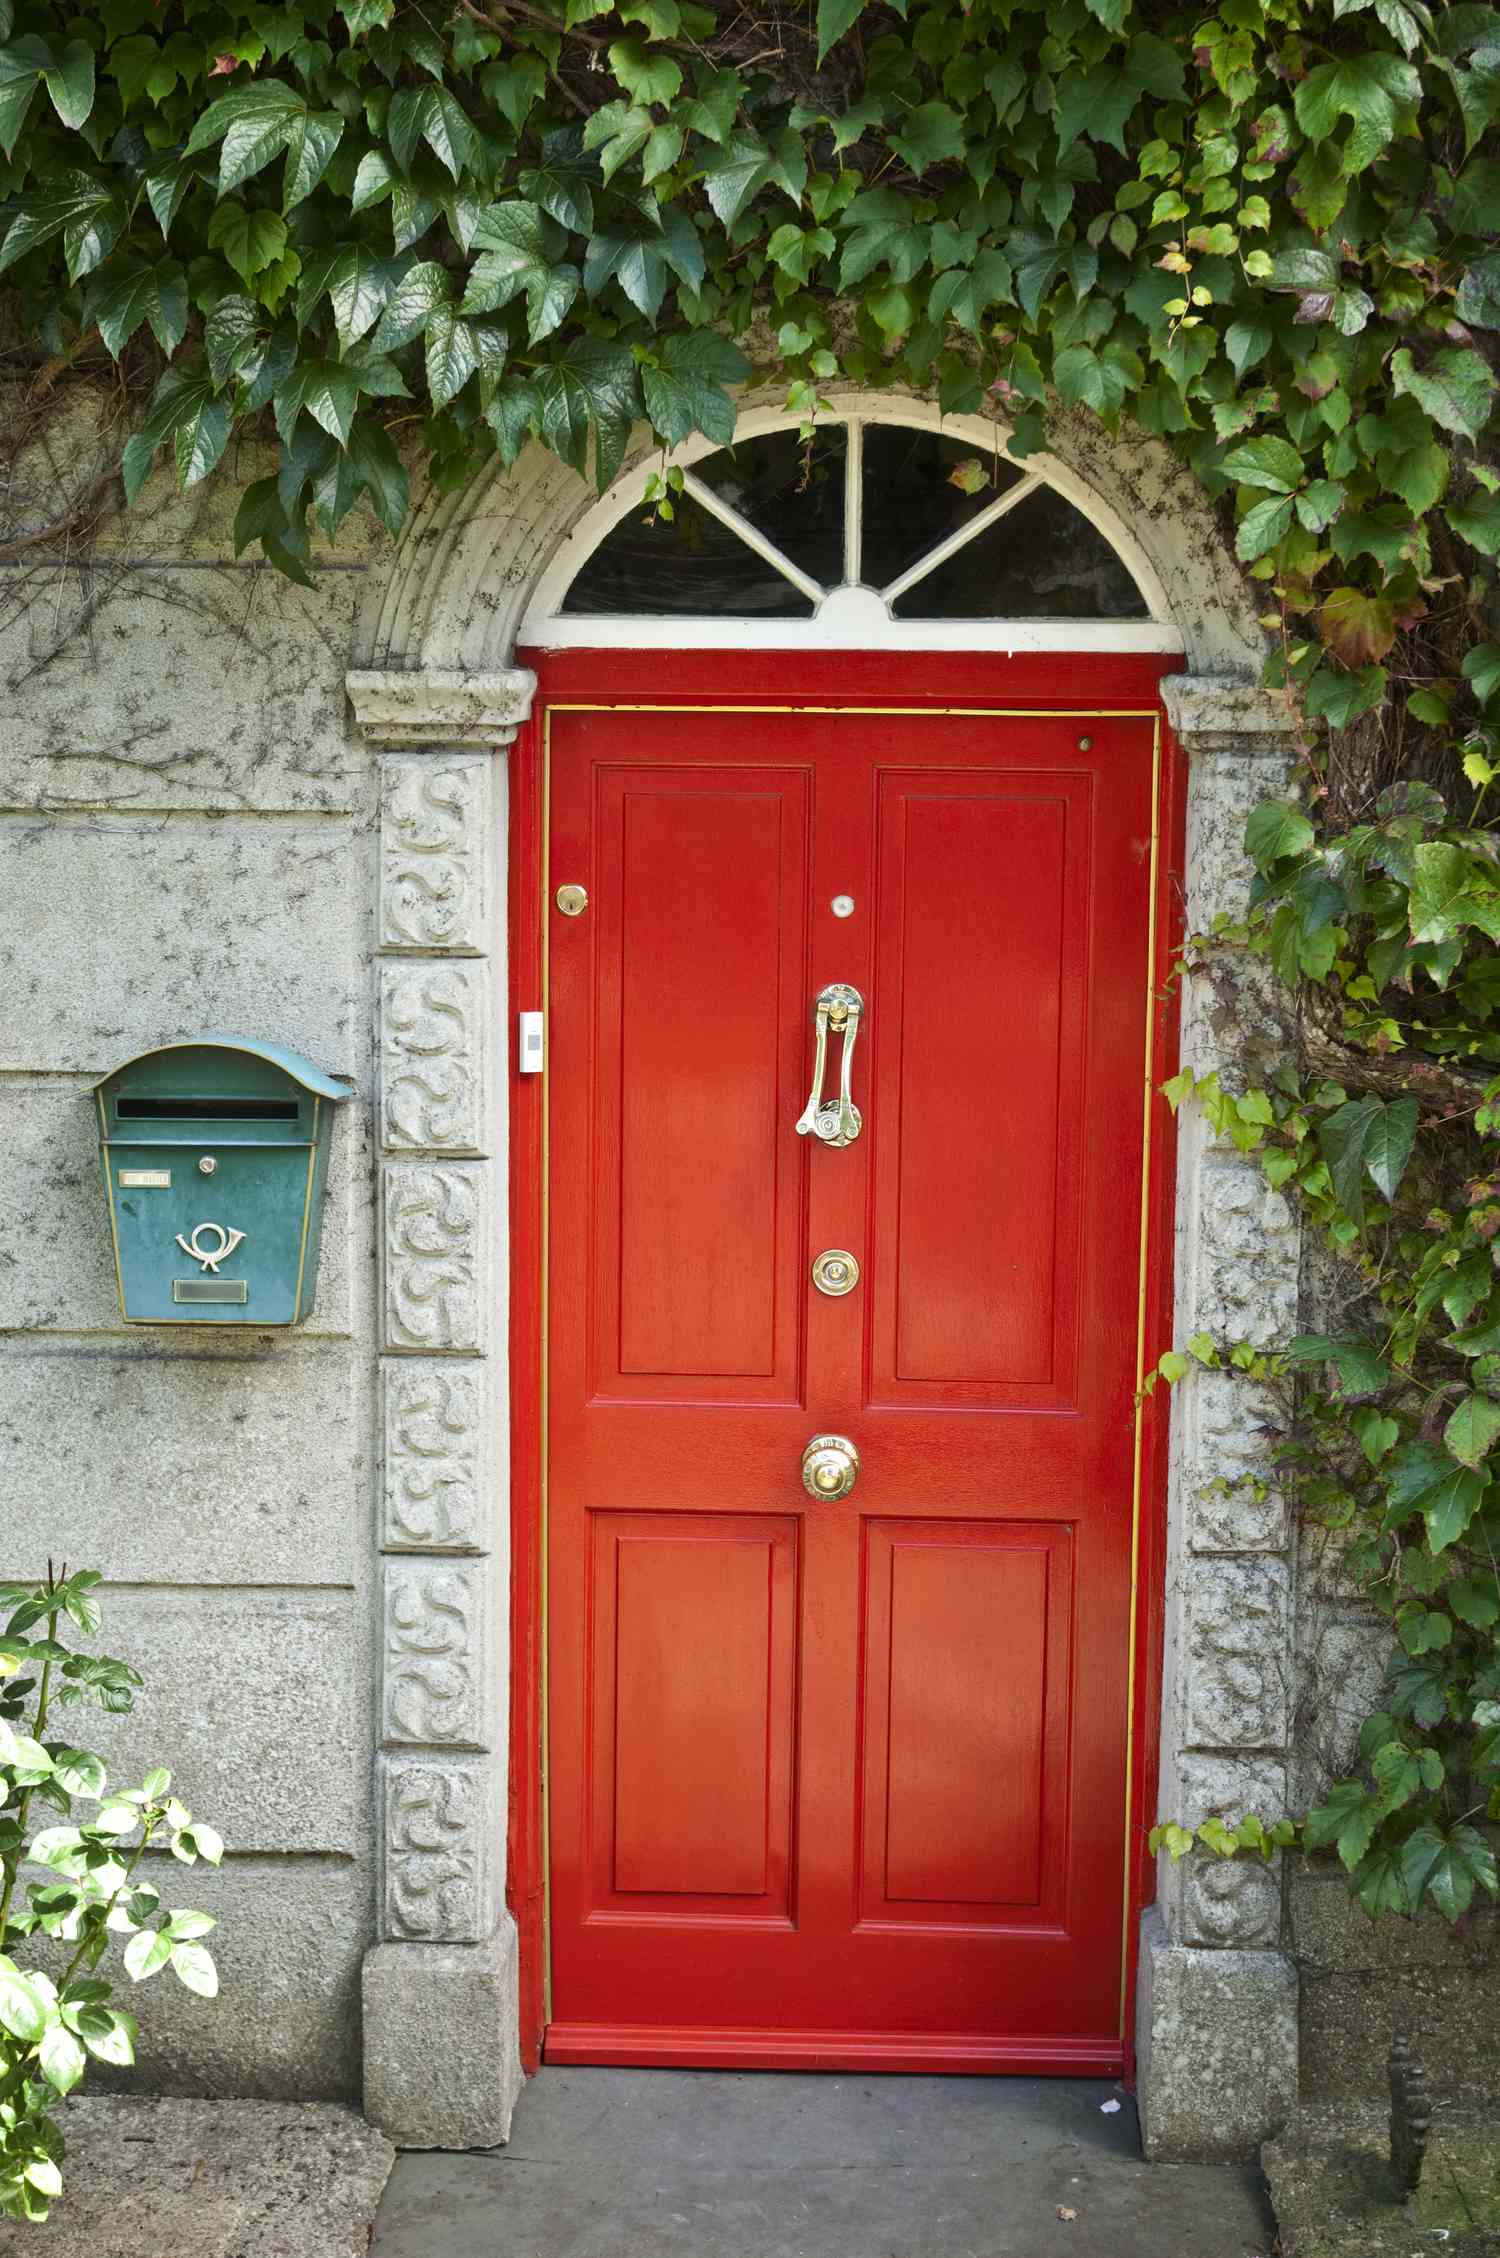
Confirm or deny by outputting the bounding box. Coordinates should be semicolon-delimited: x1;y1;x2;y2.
521;410;1183;653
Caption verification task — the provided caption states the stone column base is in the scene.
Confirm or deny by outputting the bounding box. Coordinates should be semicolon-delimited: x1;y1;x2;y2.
1134;1903;1298;2161
363;1919;524;2149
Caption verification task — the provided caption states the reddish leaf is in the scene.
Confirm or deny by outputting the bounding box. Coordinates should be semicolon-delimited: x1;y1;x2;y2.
1319;585;1398;666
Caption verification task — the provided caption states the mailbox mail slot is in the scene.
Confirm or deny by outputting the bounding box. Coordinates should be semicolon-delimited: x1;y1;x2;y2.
95;1038;352;1327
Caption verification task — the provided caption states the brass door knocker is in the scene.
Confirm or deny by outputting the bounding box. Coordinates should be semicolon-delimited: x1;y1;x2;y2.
795;984;864;1148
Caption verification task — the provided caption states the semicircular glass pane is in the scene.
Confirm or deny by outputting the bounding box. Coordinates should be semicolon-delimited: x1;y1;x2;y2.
891;483;1148;619
860;424;1025;592
560;487;815;618
693;423;847;590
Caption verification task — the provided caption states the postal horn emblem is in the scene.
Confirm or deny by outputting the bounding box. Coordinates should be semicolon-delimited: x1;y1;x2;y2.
175;1221;247;1274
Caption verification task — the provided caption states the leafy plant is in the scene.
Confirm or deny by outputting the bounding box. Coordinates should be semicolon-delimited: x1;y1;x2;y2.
0;1568;224;2224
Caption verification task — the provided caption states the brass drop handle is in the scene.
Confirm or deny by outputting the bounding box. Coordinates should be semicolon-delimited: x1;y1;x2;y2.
795;984;864;1148
802;1433;860;1501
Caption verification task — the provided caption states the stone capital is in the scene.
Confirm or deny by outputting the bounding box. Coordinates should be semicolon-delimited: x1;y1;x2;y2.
1160;673;1300;753
347;667;537;748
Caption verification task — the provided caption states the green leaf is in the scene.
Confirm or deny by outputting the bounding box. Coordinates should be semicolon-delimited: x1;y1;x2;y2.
1458;255;1500;330
39;2018;86;2094
1444;1392;1500;1469
817;0;869;60
170;1941;219;1998
535;337;642;490
890;100;965;176
0;172;124;284
1391;348;1497;442
1402;1822;1498;1921
388;83;477;180
608;38;682;107
1363;1097;1418;1201
0;1955;47;2042
1293;52;1422;170
927;250;1013;335
80;2008;136;2066
207;201;288;289
1054;36;1185;154
519;127;597;234
372;257;452;349
347;421;410;536
1235;493;1294;562
283;110;344;209
701;131;774;228
1246;799;1314;868
1287;1331;1390;1395
0;37;43;159
121;368;217;504
91;261;189;358
641;328;747;446
325;245;390;348
1410;842;1479;942
1319;1096;1381;1225
1221;435;1304;495
43;37;94;130
124;1927;174;1982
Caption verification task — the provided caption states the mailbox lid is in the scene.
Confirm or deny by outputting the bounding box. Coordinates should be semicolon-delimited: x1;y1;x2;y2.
96;1039;351;1149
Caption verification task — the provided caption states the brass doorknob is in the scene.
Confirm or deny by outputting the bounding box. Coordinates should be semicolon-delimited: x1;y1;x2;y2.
801;1433;860;1500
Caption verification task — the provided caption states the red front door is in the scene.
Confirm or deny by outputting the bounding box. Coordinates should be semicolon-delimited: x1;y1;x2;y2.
544;690;1158;2072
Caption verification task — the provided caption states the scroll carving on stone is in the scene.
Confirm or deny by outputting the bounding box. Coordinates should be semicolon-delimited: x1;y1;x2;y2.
383;1560;483;1748
381;962;483;1155
383;1759;484;1941
382;1363;482;1551
380;755;485;954
384;1163;480;1353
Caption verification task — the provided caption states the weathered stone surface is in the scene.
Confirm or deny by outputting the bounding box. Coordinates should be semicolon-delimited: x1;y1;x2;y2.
1181;1555;1292;1751
0;814;371;1073
1291;1861;1500;2104
382;1755;492;1941
1289;1608;1393;1812
71;1589;364;1854
1265;2101;1500;2258
379;753;491;955
0;565;375;814
382;1162;486;1355
1180;1371;1288;1554
1163;1756;1288;1950
1178;1156;1298;1346
382;1557;489;1751
0;1078;361;1339
33;2098;393;2258
381;1361;493;1552
71;1854;368;2100
1135;1904;1298;2161
348;666;535;747
380;960;487;1156
0;1340;365;1584
363;1923;524;2148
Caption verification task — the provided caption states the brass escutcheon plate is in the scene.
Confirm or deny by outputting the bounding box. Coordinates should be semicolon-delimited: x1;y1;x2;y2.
555;883;589;917
811;1248;860;1297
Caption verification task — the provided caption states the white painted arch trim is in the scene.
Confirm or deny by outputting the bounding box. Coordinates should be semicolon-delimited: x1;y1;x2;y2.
519;395;1184;654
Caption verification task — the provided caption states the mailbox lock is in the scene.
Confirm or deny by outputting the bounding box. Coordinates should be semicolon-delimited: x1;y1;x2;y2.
199;1156;217;1175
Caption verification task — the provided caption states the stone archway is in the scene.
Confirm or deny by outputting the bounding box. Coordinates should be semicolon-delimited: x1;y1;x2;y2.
346;391;1301;2162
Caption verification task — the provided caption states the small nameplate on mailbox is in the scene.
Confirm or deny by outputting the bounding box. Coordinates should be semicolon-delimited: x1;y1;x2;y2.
172;1279;248;1304
118;1169;171;1189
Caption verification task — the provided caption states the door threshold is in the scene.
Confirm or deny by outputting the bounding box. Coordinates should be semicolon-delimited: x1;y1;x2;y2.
543;2022;1124;2076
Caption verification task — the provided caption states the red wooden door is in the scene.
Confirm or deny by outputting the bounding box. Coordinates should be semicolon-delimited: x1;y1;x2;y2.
544;697;1157;2072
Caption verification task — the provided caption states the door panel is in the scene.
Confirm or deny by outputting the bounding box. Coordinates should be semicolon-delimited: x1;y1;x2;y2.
587;765;810;1404
546;700;1156;2072
869;773;1088;1407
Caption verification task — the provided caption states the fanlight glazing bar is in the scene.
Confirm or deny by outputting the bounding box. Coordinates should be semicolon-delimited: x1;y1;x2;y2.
880;471;1043;606
843;418;862;588
679;470;826;604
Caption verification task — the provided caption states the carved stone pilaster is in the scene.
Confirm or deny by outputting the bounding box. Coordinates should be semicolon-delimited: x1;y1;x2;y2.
1139;675;1302;2162
354;667;533;2149
382;1757;488;1941
381;961;485;1156
383;1161;483;1355
382;1558;485;1750
380;754;488;955
381;1363;484;1551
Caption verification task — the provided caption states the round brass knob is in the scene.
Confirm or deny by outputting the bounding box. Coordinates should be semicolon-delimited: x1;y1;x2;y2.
801;1433;859;1501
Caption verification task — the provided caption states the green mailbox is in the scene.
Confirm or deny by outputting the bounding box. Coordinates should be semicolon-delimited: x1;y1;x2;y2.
95;1038;352;1327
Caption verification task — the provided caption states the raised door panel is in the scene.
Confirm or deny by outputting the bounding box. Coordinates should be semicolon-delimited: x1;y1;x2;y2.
867;771;1091;1409
589;768;809;1404
588;1511;798;1919
858;1519;1073;1929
